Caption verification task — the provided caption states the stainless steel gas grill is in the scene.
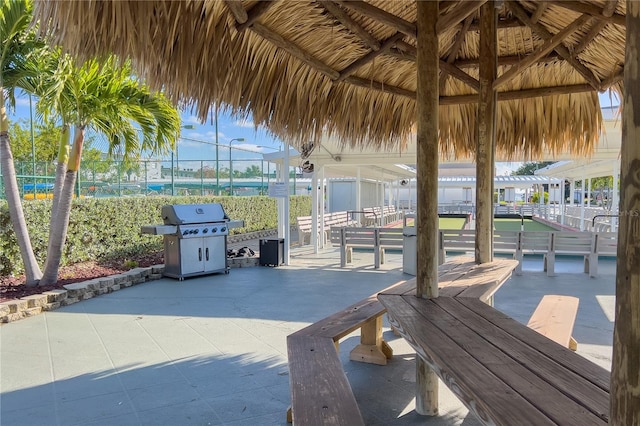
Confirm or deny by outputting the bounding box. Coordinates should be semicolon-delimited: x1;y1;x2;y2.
142;203;244;280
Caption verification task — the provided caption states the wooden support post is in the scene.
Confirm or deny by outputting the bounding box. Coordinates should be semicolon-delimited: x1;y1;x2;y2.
349;315;392;365
611;2;640;424
415;0;439;416
475;1;498;264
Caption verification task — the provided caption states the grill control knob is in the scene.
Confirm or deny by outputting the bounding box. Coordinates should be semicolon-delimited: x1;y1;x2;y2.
212;227;218;233
194;229;199;234
221;227;226;232
183;230;189;235
202;228;208;234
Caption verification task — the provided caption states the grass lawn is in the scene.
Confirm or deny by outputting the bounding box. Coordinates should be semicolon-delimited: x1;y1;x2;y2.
494;218;556;232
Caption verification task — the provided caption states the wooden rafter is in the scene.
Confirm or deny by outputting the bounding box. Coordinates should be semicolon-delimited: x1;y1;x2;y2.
529;2;548;25
336;0;417;38
441;83;595;105
224;0;248;24
440;60;480;90
552;1;625;27
439;16;474;91
454;53;561;68
436;0;486;34
337;32;405;81
394;40;479;90
345;75;415;98
601;69;624;89
574;0;618;54
468;17;523;31
493;14;591;89
318;1;381;51
508;1;601;90
250;23;340;80
236;1;278;32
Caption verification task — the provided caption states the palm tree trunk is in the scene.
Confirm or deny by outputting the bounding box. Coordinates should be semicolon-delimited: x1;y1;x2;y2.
40;170;76;285
0;101;42;285
51;126;70;217
40;126;84;286
47;127;70;254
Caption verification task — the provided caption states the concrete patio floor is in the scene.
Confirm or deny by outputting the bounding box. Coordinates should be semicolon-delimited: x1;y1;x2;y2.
0;247;615;426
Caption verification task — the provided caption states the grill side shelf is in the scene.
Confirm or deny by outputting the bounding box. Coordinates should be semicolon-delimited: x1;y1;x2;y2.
141;225;177;235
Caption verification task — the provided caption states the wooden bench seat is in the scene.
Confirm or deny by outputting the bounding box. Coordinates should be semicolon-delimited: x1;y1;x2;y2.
378;295;610;425
527;295;579;351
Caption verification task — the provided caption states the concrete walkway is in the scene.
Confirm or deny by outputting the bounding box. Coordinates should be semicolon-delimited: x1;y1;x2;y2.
0;247;615;426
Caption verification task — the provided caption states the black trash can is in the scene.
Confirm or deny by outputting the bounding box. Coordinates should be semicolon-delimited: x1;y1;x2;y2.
259;238;285;266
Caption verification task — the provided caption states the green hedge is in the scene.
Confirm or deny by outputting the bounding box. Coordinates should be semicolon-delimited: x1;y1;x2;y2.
0;195;311;276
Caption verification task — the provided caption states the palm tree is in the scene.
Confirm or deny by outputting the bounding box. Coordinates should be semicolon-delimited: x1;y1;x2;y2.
37;56;180;285
0;0;44;285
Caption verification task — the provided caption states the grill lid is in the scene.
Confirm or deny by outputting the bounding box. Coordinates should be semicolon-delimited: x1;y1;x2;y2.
162;203;228;225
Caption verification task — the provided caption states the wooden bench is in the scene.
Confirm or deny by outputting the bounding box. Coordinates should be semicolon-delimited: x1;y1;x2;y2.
544;231;595;277
286;257;517;425
527;295;579;351
379;280;609;425
297;211;356;246
331;226;404;268
590;231;617;277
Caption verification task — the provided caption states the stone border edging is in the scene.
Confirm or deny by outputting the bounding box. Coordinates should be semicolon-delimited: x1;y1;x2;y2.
0;265;165;324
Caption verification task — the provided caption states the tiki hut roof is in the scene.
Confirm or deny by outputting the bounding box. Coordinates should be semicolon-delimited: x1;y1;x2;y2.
33;1;625;160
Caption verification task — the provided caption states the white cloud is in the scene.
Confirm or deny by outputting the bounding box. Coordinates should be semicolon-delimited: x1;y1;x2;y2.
184;115;201;124
14;97;31;107
234;119;255;128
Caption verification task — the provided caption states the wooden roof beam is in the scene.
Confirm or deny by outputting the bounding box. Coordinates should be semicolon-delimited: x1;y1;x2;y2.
467;17;523;31
441;83;595;105
337;32;405;81
454;53;561;68
574;1;618;54
553;1;625;27
336;1;417;38
440;16;474;91
341;80;595;103
250;23;340;80
318;1;381;51
440;60;480;91
236;1;278;32
437;1;486;34
493;14;591;89
508;1;601;90
529;2;548;25
224;0;248;24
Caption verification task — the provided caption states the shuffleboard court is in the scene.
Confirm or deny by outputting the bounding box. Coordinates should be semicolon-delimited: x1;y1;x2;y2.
494;218;557;232
387;217;467;230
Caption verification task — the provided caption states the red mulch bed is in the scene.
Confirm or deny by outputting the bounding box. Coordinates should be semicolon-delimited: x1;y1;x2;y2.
0;251;164;303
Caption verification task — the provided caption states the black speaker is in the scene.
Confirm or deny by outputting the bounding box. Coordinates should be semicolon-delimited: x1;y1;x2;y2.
259;238;285;266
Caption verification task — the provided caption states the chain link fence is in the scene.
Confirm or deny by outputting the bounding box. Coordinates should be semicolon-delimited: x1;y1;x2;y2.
1;156;303;200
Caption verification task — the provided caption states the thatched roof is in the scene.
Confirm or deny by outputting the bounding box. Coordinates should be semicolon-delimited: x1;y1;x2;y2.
33;1;625;160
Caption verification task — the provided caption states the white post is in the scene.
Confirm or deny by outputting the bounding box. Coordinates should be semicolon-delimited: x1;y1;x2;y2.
311;169;319;253
283;144;290;265
356;167;362;225
612;162;619;232
580;176;586;231
561;178;566;225
570;180;575;206
395;180;400;210
319;166;326;249
380;179;385;226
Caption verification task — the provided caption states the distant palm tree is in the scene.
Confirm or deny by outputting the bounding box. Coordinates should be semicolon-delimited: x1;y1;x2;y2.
0;0;45;285
35;56;181;285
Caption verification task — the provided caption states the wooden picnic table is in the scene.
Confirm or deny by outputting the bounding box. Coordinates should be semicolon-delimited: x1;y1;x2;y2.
378;258;610;425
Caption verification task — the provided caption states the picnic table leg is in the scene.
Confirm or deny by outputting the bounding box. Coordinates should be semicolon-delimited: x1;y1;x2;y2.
416;358;439;415
350;315;392;365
